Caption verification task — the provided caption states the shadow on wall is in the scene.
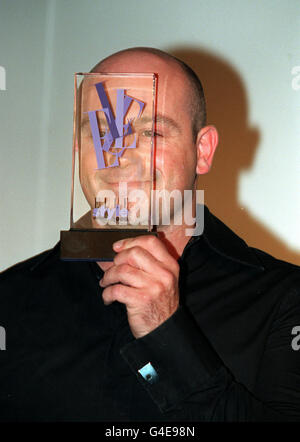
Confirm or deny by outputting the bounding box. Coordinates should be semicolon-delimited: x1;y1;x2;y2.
170;46;300;266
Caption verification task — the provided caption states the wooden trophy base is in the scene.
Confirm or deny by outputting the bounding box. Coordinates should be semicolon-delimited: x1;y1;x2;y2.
60;229;157;261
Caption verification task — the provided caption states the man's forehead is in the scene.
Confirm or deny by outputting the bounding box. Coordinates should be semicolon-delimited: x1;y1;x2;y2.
90;50;191;97
93;49;194;96
92;49;184;78
84;51;194;129
81;75;155;110
83;76;153;90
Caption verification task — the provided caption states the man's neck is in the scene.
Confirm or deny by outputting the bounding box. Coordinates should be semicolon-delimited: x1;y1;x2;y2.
156;224;192;260
157;188;197;259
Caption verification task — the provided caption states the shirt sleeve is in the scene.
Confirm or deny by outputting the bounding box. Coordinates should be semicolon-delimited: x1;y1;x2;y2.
120;295;300;422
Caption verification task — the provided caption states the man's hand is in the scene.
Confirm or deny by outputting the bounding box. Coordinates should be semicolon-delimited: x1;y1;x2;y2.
99;235;180;338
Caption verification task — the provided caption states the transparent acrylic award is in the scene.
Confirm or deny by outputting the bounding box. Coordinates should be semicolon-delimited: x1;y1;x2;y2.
60;73;157;260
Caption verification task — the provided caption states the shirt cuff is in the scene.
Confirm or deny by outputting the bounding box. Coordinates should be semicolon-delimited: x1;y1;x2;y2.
120;305;224;413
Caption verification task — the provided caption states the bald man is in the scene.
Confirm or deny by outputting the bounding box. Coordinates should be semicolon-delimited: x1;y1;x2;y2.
0;48;300;422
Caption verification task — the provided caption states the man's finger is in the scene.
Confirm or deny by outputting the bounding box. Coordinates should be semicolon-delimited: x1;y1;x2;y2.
98;261;114;272
113;235;178;275
113;245;173;279
100;263;153;289
102;283;139;307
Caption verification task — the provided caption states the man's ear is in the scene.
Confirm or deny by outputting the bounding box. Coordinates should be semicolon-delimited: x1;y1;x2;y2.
196;125;218;174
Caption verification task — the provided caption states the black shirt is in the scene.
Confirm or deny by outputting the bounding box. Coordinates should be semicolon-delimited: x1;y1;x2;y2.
0;206;300;421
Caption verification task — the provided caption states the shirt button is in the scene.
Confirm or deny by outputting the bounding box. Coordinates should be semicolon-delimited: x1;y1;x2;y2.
138;362;159;384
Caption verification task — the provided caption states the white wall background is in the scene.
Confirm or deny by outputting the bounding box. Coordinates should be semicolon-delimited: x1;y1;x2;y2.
0;0;299;270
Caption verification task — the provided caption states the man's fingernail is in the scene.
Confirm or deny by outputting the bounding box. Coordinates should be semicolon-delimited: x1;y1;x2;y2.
99;278;103;286
113;240;123;250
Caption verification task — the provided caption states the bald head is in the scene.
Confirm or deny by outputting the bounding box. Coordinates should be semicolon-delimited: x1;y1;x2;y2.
91;47;206;141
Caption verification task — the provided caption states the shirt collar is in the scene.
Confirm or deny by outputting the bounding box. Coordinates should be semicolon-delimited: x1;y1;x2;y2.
201;205;265;270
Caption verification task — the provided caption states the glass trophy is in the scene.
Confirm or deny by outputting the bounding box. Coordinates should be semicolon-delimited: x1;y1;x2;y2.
60;73;157;260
